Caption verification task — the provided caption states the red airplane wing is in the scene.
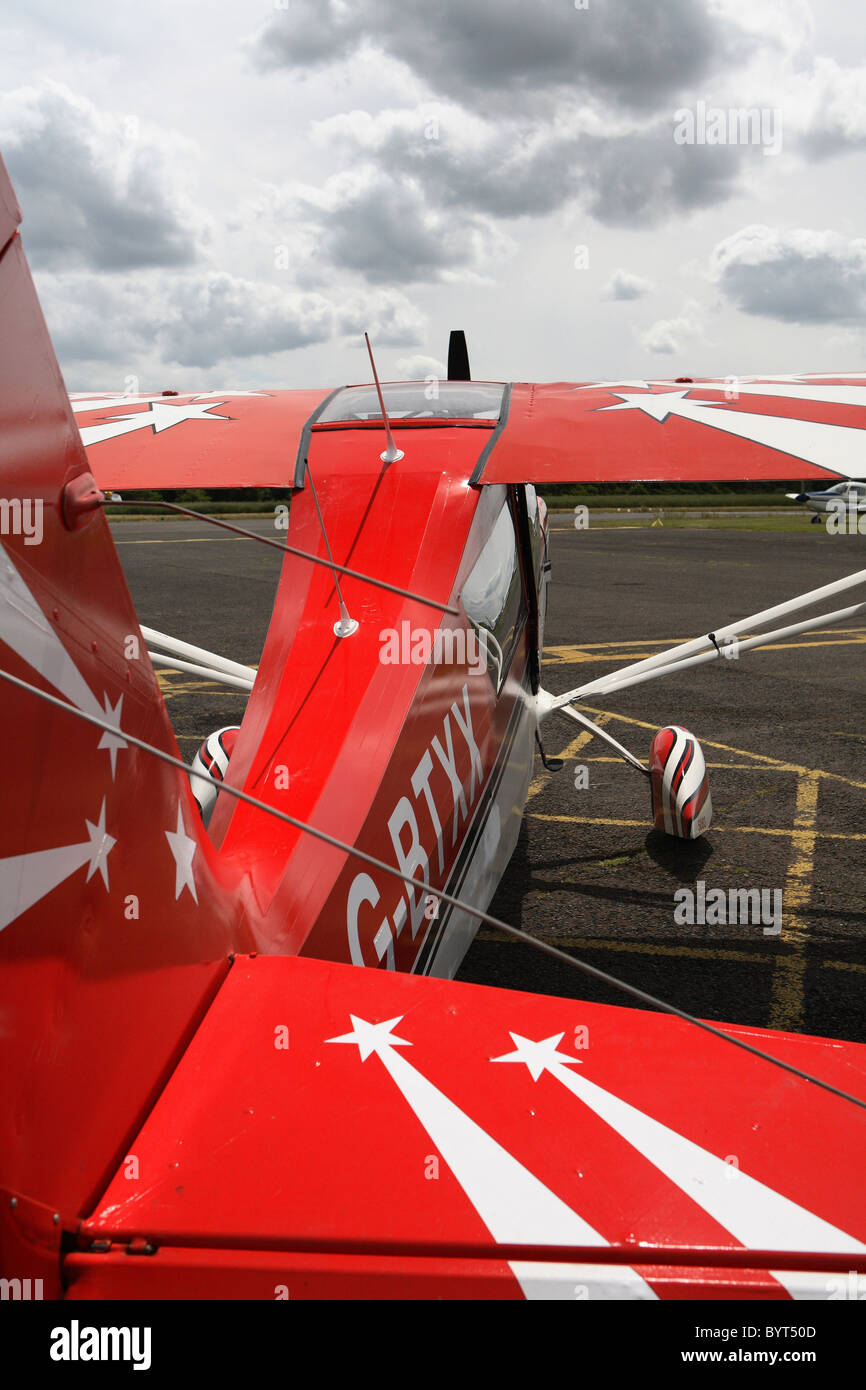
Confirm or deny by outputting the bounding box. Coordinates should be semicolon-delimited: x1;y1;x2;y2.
72;389;335;490
476;378;866;486
78;376;866;493
67;953;866;1300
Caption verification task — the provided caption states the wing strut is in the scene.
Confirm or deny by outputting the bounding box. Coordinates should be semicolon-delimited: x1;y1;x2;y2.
542;565;866;711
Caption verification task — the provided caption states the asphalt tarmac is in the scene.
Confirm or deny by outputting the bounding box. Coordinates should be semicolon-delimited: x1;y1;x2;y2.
112;516;866;1044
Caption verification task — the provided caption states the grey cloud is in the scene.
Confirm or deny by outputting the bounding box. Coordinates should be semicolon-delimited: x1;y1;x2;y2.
35;269;425;371
35;272;164;366
296;169;510;284
578;125;744;225
710;226;866;324
250;0;752;115
0;83;200;272
796;58;866;161
162;274;334;367
320;109;581;220
309;107;749;263
335;288;427;346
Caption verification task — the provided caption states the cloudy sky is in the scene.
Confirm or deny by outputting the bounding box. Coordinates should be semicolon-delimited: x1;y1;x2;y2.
2;0;866;391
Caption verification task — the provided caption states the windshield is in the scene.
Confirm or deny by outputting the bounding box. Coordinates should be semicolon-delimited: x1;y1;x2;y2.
318;381;505;424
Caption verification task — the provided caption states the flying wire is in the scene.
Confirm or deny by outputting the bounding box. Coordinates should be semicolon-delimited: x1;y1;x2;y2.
100;498;458;616
2;662;865;1114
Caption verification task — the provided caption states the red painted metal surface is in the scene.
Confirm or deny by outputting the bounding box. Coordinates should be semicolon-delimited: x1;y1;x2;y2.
74;389;333;490
209;441;516;972
63;1245;806;1301
0;1188;64;1300
481;379;866;485
0;200;250;1231
65;1246;527;1300
3;147;866;1301
76;954;866;1299
76;376;866;495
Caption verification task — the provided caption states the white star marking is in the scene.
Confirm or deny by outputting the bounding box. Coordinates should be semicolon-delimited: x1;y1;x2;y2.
594;389;866;478
79;399;232;448
326;1014;411;1061
324;1012;656;1297
0;800;116;931
572;379;657;392
0;549;128;772
85;799;116;890
570;375;866;410
165;802;198;903
489;1029;866;1275
97;693;127;780
598;389;695;422
69;391;266;415
491;1031;582;1082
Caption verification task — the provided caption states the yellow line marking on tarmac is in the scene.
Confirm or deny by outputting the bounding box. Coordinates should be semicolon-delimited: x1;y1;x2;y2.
528;811;866;842
768;772;820;1032
823;959;866;975
155;676;250;699
473;931;866;976
544;635;866;666
115;536;260;545
573;705;866;793
547;628;866;651
526;712;613;806
586;757;798;771
474;932;768;965
537;709;862;1031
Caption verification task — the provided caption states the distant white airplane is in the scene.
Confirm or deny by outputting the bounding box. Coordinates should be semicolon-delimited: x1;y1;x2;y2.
786;478;866;523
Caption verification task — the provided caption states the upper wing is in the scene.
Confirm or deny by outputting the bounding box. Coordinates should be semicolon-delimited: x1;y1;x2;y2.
474;377;866;486
74;389;335;490
78;375;866;492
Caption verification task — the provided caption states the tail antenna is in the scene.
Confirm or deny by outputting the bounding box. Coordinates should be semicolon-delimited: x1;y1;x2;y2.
364;332;404;464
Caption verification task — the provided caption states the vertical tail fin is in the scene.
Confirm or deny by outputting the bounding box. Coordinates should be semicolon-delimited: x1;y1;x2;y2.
0;151;247;1287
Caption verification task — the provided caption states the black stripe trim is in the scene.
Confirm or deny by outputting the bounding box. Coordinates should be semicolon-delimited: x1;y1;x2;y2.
667;736;694;837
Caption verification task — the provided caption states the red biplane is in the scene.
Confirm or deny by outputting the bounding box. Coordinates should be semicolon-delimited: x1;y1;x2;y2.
2;149;865;1301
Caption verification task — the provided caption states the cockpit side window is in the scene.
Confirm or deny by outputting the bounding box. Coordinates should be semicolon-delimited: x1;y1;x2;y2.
461;501;525;692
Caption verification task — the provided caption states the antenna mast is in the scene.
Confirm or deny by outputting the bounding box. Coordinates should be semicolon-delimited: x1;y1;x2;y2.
364;332;404;463
305;460;359;639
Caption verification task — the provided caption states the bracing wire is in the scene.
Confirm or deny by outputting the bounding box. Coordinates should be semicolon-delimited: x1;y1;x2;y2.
2;662;865;1115
101;498;458;617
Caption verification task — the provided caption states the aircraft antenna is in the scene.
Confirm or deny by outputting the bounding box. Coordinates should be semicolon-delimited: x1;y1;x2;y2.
305;459;359;638
364;332;404;463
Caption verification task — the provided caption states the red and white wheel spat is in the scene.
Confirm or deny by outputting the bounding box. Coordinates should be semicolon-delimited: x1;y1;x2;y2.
649;724;712;839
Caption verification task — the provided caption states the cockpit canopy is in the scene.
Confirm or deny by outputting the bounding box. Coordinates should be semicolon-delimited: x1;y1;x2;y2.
318;381;506;424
